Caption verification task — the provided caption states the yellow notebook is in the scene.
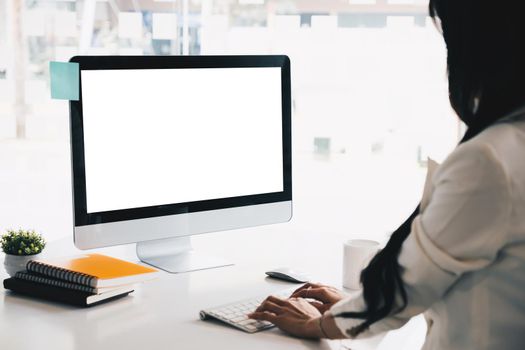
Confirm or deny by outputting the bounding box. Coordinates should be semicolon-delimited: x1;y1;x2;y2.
26;254;159;288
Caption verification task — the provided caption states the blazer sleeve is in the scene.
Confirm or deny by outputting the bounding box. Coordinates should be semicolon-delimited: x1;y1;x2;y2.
329;141;512;338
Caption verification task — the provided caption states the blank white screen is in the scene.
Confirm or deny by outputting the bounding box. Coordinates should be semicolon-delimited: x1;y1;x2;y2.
81;67;283;213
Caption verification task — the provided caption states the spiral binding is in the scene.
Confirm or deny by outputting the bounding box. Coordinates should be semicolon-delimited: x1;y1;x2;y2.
26;260;95;287
15;271;96;294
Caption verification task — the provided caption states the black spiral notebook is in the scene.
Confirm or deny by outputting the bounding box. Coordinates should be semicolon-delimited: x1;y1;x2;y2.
3;278;134;307
13;271;121;294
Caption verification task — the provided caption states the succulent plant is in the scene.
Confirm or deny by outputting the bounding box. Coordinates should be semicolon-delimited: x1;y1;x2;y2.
1;229;46;256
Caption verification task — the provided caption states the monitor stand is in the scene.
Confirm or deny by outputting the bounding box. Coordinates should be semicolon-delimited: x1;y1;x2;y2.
136;236;233;273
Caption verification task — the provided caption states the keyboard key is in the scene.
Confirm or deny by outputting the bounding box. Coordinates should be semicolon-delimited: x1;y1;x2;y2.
231;316;247;322
239;319;256;326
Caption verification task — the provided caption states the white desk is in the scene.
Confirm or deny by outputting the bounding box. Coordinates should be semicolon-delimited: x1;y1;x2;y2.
0;223;425;350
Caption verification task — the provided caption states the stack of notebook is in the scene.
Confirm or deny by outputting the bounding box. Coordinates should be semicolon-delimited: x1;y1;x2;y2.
3;253;159;307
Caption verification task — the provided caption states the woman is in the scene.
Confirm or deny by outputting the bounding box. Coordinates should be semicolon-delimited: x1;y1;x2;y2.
249;1;525;349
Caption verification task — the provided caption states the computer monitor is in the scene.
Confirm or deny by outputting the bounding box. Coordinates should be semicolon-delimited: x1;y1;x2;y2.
69;55;292;273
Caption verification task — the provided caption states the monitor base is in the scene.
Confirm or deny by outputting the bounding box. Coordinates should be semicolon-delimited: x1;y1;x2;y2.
136;236;233;273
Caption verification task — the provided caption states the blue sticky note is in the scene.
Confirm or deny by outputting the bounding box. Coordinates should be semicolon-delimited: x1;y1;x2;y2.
50;61;79;100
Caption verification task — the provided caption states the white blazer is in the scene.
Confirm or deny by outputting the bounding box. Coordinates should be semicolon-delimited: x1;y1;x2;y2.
330;109;525;349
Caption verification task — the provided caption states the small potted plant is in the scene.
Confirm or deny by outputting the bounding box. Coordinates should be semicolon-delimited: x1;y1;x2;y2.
1;229;46;277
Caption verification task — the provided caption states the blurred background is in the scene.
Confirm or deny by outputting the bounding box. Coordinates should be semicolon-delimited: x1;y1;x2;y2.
0;0;460;243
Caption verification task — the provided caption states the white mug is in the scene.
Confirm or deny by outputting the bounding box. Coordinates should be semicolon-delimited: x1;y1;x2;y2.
342;239;381;290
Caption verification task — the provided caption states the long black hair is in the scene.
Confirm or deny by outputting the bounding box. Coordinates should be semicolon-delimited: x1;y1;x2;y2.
338;0;525;336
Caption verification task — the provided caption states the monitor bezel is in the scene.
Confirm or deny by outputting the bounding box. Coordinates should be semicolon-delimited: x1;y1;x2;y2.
69;55;292;227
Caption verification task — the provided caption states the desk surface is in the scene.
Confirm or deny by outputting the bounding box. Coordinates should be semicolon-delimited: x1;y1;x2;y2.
0;223;425;350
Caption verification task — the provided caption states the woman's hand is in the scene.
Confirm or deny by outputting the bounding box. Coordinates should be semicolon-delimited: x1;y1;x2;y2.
290;283;347;314
247;296;324;339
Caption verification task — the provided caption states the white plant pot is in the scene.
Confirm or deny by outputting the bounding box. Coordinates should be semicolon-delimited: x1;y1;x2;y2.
3;253;42;277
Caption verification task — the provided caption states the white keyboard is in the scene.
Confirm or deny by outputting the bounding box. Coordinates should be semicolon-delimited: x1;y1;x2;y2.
199;289;294;333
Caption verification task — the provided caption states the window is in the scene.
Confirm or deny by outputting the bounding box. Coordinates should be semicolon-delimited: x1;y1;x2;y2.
0;0;459;242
